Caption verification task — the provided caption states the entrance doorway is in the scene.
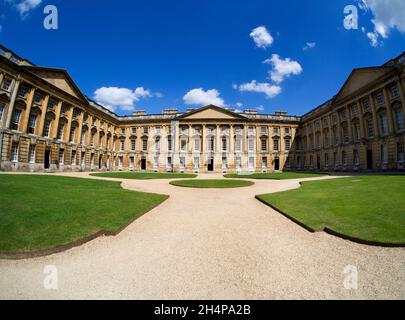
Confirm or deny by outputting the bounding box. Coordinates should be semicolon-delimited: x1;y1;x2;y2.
44;149;51;169
141;158;147;170
207;158;214;171
367;150;373;169
274;158;280;171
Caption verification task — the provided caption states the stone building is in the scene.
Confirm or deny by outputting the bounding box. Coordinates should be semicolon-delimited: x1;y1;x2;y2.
0;44;404;173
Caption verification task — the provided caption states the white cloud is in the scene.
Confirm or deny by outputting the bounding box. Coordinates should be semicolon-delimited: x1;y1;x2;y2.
263;54;303;84
16;0;42;16
183;88;225;107
134;87;152;99
359;0;405;46
303;42;316;51
250;26;274;49
94;86;157;112
235;102;243;108
3;0;42;18
360;0;405;37
256;105;265;112
237;80;282;99
367;31;380;47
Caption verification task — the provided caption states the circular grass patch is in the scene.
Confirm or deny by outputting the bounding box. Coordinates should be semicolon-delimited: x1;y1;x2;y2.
90;172;197;180
169;179;254;189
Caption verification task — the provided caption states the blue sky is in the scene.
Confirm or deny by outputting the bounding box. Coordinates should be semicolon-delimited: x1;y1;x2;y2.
0;0;404;116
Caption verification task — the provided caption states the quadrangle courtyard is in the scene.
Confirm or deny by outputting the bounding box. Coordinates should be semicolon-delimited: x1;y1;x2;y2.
0;172;404;300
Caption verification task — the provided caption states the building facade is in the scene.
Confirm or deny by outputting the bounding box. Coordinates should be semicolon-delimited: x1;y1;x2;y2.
0;44;404;173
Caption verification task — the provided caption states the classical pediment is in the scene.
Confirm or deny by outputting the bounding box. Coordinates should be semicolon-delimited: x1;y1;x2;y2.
177;105;247;120
333;67;394;103
23;66;86;102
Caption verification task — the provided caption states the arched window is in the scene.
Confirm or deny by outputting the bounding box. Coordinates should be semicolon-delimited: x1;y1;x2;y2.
28;113;37;134
11;108;22;130
43;118;52;137
69;126;76;143
57;121;66;141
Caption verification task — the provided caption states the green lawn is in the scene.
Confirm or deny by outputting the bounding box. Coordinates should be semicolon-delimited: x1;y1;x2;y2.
91;172;197;180
0;175;168;253
170;179;255;188
224;172;326;180
257;176;405;244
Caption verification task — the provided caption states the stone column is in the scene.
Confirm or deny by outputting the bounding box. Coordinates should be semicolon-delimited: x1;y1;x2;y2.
20;87;35;133
0;73;4;90
201;124;206;153
216;125;220;153
5;77;21;128
229;125;234;153
383;87;394;134
76;111;84;145
346;106;354;144
369;94;380;139
50;100;63;139
65;105;74;143
188;124;193;153
37;95;50;137
357;99;366;140
399;77;405;114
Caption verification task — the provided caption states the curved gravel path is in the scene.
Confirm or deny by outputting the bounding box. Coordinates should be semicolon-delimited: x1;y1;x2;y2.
0;172;404;299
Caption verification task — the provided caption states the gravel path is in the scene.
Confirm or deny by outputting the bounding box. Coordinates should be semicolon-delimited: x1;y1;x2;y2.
0;172;404;299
